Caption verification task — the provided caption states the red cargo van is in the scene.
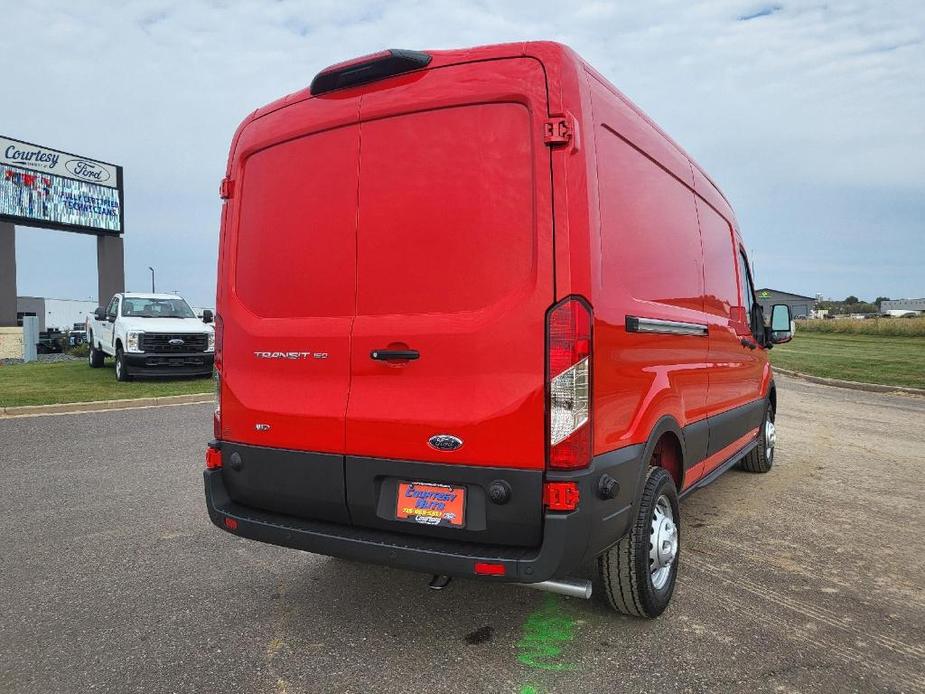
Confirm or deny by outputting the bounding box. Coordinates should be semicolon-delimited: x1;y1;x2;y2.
204;42;794;617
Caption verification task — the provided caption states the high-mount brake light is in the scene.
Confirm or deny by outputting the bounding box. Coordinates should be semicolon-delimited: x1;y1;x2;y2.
310;49;432;95
546;297;593;470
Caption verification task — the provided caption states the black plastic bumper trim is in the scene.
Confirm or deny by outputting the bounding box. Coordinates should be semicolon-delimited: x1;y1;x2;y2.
203;442;648;582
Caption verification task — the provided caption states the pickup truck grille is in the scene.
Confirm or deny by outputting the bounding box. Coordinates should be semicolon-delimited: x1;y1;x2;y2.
140;333;208;353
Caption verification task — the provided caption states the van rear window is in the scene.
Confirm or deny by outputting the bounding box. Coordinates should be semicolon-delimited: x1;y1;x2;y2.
234;125;359;318
234;103;535;319
355;103;535;315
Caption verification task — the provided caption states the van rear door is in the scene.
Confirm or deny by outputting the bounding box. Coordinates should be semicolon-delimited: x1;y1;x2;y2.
220;123;359;455
345;59;554;470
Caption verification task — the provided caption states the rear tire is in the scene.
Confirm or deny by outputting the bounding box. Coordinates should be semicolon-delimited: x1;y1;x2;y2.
88;340;104;368
598;466;679;618
740;401;775;473
115;348;130;382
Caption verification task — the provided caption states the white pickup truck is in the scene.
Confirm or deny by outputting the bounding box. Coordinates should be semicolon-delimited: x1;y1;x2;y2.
86;293;215;381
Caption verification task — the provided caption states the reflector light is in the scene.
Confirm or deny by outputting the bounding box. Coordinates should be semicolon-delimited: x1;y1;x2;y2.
543;482;580;511
206;447;222;470
546;297;593;469
474;562;506;576
223;517;238;531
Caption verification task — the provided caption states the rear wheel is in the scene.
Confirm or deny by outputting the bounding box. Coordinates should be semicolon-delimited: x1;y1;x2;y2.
598;466;680;618
740;401;775;473
114;348;130;382
88;339;104;368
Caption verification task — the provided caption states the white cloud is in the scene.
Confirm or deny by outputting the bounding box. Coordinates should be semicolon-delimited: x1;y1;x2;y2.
3;0;924;302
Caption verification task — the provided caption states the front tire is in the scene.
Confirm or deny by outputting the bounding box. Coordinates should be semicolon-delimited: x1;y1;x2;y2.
598;466;680;618
88;340;104;368
740;401;775;473
114;348;131;382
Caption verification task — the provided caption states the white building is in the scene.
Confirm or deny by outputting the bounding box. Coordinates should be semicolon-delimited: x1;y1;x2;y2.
16;296;97;331
881;298;925;317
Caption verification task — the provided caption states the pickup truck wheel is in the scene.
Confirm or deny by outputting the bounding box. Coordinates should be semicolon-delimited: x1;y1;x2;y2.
114;348;131;382
598;466;679;618
88;341;104;368
740;402;775;473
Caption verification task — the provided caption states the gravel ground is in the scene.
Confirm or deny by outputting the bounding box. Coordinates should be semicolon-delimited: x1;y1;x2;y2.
0;375;922;693
1;353;81;366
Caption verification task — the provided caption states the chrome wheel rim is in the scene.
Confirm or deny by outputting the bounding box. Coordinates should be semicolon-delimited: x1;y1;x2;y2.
115;358;122;378
649;494;678;590
764;409;776;461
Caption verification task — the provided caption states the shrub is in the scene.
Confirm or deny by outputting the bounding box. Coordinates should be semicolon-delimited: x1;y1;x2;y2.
797;317;925;337
68;343;90;358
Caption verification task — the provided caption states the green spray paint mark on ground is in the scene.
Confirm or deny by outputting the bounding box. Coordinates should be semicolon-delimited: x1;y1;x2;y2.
516;593;578;673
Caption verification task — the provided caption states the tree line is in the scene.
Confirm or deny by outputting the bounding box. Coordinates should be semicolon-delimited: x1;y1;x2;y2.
815;296;892;315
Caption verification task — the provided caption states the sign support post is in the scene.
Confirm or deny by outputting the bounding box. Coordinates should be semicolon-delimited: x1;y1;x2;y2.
97;234;125;306
0;221;15;327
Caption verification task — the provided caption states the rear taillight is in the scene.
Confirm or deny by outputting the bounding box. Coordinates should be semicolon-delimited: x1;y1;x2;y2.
546;297;592;470
213;374;222;440
213;313;223;370
213;314;223;439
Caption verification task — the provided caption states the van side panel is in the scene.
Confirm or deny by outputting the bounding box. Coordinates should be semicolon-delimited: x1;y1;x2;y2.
699;198;759;419
697;196;766;465
587;76;710;460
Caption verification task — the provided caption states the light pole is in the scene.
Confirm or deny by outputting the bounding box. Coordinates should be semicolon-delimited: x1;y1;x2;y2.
148;266;155;293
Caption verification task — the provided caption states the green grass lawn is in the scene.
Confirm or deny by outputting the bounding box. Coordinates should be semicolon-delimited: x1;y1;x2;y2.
0;359;213;408
770;332;925;389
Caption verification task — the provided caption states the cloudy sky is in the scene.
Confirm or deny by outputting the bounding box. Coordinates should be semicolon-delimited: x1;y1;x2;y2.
3;0;923;306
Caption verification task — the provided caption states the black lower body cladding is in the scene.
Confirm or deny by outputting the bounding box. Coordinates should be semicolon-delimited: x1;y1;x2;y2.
123;352;214;377
205;442;648;582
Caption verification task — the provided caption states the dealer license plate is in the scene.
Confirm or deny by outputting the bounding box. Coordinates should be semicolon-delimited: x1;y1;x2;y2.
395;481;466;528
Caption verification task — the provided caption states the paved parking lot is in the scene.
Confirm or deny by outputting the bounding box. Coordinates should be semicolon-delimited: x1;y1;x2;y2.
1;375;923;693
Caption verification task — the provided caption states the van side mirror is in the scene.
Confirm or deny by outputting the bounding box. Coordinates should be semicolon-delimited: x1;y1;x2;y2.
94;307;106;321
769;304;793;344
201;309;214;324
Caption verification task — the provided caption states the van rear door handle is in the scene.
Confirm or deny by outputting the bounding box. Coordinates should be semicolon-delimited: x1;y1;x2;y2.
740;338;757;350
370;349;420;361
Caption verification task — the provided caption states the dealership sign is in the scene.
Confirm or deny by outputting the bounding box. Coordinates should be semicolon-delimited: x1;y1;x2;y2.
0;135;123;235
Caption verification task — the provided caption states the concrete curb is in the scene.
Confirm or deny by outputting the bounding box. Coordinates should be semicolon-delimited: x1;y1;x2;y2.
774;368;925;396
1;392;215;418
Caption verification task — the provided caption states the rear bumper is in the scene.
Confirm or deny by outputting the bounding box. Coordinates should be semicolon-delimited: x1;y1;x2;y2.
203;443;646;583
124;352;214;377
206;467;580;582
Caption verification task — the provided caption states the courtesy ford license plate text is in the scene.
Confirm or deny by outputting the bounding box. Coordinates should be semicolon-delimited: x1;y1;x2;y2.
395;481;465;528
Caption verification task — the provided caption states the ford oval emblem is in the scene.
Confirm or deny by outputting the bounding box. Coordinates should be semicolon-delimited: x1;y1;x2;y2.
168;338;185;346
428;434;463;452
64;158;111;183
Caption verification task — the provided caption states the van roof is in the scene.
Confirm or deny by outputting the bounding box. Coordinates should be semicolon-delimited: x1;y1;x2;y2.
237;41;732;219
